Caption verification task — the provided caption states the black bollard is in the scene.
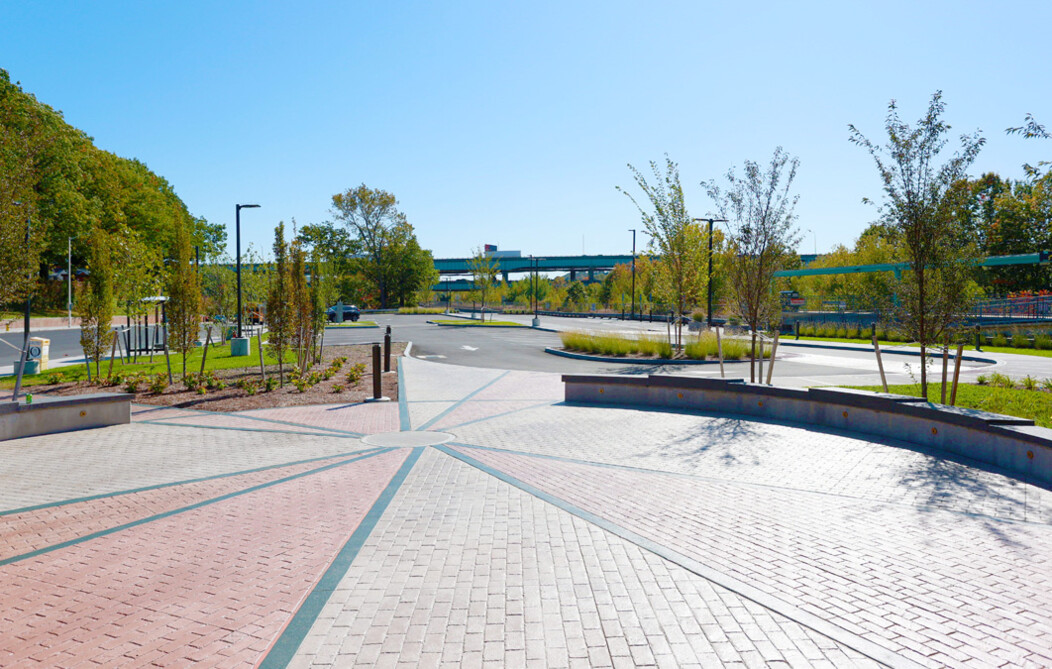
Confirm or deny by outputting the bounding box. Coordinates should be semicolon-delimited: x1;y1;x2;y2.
372;344;382;399
975;325;982;352
384;326;392;372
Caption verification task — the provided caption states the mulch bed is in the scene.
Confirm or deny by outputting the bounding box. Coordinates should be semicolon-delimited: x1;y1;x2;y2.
32;343;403;412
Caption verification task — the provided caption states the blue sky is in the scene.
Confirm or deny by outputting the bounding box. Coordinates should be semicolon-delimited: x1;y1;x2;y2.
2;1;1048;260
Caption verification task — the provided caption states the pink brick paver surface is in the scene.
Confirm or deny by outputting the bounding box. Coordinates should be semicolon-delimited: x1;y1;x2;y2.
145;411;347;436
0;452;369;562
453;445;1052;668
427;400;552;431
0;449;406;667
243;402;399;434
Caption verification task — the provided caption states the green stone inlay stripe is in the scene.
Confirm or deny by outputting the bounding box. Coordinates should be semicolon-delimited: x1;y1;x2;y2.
144;409;364;437
0;449;392;566
139;421;361;438
441;401;553;431
1;447;382;518
435;444;924;669
415;370;510;431
398;357;411;431
259;446;424;669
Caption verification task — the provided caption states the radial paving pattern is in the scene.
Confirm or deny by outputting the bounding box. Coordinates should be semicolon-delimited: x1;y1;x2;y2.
1;356;1050;668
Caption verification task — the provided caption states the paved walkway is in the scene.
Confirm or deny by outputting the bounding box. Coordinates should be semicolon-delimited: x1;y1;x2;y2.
1;357;1051;667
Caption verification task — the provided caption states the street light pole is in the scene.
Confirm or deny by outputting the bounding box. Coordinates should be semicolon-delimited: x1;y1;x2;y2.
67;237;73;327
629;229;636;320
694;218;727;328
235;203;260;340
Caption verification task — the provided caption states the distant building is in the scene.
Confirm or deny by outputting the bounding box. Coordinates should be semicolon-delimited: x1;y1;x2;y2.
483;244;521;259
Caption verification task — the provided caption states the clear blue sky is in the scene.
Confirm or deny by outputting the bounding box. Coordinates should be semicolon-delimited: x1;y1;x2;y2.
2;1;1048;260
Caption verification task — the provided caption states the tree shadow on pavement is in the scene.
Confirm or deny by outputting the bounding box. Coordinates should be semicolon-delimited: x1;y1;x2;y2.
633;417;769;468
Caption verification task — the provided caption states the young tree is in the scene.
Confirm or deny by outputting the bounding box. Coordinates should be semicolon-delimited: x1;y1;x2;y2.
166;218;202;381
468;247;500;321
265;223;293;385
849;92;984;399
0;111;41;315
619;156;708;351
289;239;313;373
113;226;164;332
79;230;115;378
705;147;802;381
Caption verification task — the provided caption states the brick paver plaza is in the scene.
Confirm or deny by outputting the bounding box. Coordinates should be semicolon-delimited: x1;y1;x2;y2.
2;357;1051;667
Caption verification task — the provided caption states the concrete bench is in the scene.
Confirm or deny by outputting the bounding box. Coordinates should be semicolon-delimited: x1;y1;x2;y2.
0;392;132;441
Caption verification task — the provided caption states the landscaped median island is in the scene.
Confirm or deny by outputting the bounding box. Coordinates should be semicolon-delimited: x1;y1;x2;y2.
1;342;403;411
428;319;527;327
795;322;1052;358
846;374;1052;428
325;320;379;328
558;330;771;361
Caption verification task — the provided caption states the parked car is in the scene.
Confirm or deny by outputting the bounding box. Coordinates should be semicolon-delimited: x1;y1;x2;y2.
326;304;361;322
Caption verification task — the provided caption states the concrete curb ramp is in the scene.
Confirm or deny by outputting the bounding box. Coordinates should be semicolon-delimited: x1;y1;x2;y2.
563;374;1051;486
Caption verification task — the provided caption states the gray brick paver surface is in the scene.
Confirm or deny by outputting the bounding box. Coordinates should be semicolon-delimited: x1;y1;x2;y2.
289;447;876;667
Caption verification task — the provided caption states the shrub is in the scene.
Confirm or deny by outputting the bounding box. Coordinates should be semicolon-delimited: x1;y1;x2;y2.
264;377;279;392
1022;375;1038;391
860;327;873;340
1035;334;1052;350
196;386;207;395
347;363;366;384
635;335;672;358
990;372;1015;389
124;376;142;393
245;382;258;396
992;334;1008;347
690;311;705;322
45;373;64;385
976;374;988;386
1043;378;1052;391
149;373;168;395
1011;332;1031;348
332;384;344;394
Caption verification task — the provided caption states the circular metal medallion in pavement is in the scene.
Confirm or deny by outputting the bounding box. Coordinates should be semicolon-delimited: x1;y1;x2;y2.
361;431;455;447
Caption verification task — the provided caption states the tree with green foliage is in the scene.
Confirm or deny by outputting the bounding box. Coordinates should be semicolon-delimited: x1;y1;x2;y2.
266;223;293;385
79;231;116;377
705;147;802;381
331;185;403;308
382;221;438;307
619;155;708;351
166;218;202;381
850;92;984;399
468;247;500;321
289;239;315;373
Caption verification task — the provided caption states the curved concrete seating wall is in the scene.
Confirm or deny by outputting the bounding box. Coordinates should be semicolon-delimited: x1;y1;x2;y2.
563;374;1052;487
0;393;131;441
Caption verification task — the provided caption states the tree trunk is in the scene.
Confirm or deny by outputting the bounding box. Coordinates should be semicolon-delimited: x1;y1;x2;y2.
750;331;757;383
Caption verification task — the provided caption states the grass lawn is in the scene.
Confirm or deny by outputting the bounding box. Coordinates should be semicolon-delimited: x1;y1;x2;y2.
793;335;1052;358
846;382;1052;428
325;320;379;328
431;319;526;327
1;342;297;388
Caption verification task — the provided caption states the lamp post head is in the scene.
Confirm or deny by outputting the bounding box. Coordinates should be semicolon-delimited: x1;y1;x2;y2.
236;203;261;212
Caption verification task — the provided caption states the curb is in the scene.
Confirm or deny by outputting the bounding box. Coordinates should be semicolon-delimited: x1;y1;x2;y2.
778;340;997;364
545;347;760;366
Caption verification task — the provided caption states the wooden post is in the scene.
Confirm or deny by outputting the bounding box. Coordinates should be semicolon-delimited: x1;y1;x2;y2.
750;331;756;383
257;330;267;381
950;344;964;406
200;325;213;376
716;326;725;378
940;344;949;404
873;334;888;393
107;330;118;379
765;332;780;385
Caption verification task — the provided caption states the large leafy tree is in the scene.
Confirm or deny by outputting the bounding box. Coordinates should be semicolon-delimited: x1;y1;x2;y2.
382;221;438;307
619;155;709;350
705;147;802;380
330;185;404;308
849;92;984;399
